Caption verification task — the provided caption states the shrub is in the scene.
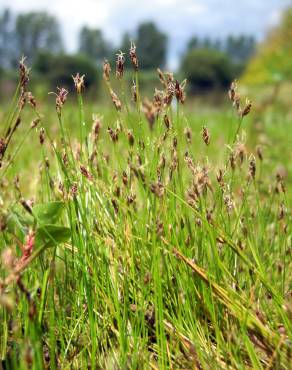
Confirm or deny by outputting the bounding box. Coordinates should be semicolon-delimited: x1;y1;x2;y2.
181;48;235;93
33;52;99;91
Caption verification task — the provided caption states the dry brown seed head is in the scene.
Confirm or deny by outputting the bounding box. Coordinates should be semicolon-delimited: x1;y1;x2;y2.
216;169;225;188
19;56;30;92
107;127;119;143
39;128;45;145
26;92;37;108
278;203;285;220
248;154;256;180
129;41;139;70
116;50;125;79
72;73;85;94
150;181;164;198
184;127;192;143
256;145;263;161
228;80;237;101
131;81;137;102
110;90;122;111
111;198;119;214
30;118;40;129
202;126;210;146
0;138;7;160
229;151;236;170
50;87;68;114
127;130;134;146
122;171;128;186
80;165;93;181
157;68;167;87
241;98;252;118
92;114;102;140
175;79;187;104
103;59;111;81
164;81;175;106
163;114;171;130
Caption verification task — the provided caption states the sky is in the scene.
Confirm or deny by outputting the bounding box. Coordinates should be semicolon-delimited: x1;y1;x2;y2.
0;0;291;68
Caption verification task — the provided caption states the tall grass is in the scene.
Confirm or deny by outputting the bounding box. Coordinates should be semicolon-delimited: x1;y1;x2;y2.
0;52;291;369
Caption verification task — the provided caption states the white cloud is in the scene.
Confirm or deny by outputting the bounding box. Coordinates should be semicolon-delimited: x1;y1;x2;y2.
0;0;290;67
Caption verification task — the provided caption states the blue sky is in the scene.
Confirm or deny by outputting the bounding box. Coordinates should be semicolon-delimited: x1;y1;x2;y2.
0;0;290;67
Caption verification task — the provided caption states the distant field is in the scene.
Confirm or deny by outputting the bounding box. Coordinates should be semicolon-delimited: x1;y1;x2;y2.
0;62;291;369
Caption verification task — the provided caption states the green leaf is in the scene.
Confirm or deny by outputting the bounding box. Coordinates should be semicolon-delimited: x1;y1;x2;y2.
6;212;27;241
33;201;65;225
35;224;71;248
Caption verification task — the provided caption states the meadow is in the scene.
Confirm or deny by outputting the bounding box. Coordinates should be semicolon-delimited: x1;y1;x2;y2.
0;53;291;369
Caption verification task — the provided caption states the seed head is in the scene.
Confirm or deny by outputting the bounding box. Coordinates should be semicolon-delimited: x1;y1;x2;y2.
129;41;139;71
184;127;192;143
127;130;134;146
116;51;125;79
241;98;252;118
175;79;187;104
248;154;256;180
202;126;210;146
110;90;122;111
50;87;68;114
19;56;30;92
103;59;111;82
39;128;45;145
72;73;85;94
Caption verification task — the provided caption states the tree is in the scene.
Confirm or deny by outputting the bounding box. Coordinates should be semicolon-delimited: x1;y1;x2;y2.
78;26;111;63
181;48;235;92
15;12;63;62
225;35;255;64
135;22;167;69
0;9;14;68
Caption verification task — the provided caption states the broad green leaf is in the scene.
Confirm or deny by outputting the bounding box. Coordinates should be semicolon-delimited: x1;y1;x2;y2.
33;201;65;225
6;212;27;241
35;224;71;248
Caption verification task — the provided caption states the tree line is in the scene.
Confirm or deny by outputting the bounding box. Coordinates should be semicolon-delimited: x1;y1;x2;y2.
0;9;256;92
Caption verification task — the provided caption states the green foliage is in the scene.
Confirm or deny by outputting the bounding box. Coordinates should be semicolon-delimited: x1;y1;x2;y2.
181;48;235;92
32;201;65;225
243;7;292;85
0;45;291;370
33;52;99;90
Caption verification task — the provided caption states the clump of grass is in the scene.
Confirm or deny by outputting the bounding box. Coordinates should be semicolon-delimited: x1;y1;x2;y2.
0;48;291;370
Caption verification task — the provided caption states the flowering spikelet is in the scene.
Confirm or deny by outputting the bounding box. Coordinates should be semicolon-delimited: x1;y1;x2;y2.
129;41;139;71
92;114;102;141
110;90;122;111
19;56;30;93
241;98;252;118
248;154;256;180
50;87;68;114
103;59;111;81
72;73;85;94
30;118;40;129
184;127;192;143
175;79;187;104
116;51;125;79
131;81;137;102
39;128;45;145
127;130;134;146
80;165;93;181
202;126;210;146
26;92;36;108
143;99;158;129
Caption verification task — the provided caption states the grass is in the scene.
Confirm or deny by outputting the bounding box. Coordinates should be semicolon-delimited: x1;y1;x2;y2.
0;56;291;369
